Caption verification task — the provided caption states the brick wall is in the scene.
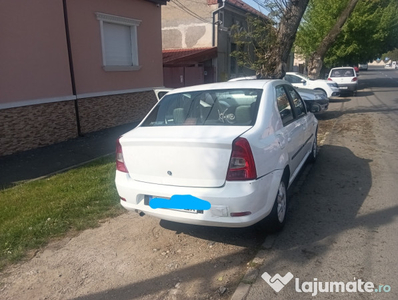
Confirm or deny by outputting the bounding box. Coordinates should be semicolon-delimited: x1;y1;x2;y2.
78;91;157;134
0;90;157;156
0;101;77;156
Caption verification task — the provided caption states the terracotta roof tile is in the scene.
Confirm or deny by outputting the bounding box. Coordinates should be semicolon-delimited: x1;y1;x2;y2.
163;47;217;65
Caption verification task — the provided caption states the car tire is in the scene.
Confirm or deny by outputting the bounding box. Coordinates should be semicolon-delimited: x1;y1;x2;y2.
307;129;318;163
260;177;288;233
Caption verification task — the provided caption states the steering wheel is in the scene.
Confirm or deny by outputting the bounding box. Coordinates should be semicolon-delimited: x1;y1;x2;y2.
218;101;236;124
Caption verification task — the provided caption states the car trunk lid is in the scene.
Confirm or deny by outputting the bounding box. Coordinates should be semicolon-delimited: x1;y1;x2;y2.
120;126;251;188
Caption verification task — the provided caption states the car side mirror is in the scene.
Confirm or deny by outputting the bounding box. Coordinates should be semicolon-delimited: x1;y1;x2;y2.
301;79;306;85
310;104;321;114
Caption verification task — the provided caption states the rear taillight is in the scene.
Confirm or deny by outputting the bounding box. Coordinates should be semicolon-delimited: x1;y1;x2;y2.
116;138;128;173
327;78;332;81
226;138;257;181
352;77;358;82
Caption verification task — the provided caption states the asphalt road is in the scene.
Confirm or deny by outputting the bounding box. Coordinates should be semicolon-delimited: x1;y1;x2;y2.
246;66;398;299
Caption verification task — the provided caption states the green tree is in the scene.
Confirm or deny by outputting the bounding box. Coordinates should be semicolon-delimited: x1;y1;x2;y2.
296;0;398;77
325;0;398;66
297;0;360;79
382;49;398;61
231;0;310;79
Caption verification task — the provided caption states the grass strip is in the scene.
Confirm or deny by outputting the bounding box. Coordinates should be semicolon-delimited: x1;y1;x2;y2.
0;155;125;269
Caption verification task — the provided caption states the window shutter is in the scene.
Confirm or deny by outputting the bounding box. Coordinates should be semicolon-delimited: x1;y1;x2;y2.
103;22;132;66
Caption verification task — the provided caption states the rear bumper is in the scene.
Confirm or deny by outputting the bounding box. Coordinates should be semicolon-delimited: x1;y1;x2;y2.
337;83;358;92
115;169;283;228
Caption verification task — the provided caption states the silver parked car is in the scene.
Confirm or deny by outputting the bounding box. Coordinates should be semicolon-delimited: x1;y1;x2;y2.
294;88;329;114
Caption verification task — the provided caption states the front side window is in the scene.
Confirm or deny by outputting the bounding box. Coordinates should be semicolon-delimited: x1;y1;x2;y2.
96;13;141;71
285;85;306;118
142;89;262;127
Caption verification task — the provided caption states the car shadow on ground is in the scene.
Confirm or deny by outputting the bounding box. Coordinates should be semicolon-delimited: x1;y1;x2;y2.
68;145;396;300
252;144;398;275
329;97;351;103
316;110;344;121
281;144;373;249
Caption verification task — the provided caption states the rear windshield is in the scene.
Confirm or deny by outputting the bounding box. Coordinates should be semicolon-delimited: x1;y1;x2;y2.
330;68;354;77
142;89;262;126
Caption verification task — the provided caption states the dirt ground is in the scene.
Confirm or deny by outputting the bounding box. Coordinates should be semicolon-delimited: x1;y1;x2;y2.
0;211;266;300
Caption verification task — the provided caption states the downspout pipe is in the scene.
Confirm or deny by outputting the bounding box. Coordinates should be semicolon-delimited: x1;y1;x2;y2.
212;0;226;47
62;0;82;137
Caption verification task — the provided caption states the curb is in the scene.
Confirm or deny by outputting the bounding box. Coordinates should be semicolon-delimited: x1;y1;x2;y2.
229;233;278;300
229;151;321;300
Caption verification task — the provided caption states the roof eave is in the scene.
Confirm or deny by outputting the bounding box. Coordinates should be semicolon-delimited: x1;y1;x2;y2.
145;0;169;6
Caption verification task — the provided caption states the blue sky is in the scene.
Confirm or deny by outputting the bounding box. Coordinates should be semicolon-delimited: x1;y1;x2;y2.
243;0;268;15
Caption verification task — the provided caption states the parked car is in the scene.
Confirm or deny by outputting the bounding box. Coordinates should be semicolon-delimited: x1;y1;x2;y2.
116;80;319;231
295;88;329;113
230;77;329;114
284;72;340;98
358;63;368;70
328;67;358;95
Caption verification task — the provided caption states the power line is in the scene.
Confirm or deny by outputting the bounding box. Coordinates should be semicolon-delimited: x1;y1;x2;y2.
171;0;212;24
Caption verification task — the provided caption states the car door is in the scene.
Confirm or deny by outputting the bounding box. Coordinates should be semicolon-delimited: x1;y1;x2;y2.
285;85;313;160
274;85;304;175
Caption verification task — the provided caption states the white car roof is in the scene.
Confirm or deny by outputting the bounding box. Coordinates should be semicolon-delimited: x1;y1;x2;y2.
164;80;287;95
330;67;355;70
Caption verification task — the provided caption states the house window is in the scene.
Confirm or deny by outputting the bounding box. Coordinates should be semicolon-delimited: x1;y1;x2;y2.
96;13;141;71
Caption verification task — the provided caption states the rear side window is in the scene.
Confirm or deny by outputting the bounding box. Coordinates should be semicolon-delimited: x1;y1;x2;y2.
141;89;262;126
330;68;354;77
276;85;294;125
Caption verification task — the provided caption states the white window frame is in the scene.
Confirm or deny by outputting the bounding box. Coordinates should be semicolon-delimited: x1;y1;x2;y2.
96;12;142;71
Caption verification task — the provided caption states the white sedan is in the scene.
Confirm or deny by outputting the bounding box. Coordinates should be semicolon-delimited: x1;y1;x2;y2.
116;80;318;230
284;72;340;98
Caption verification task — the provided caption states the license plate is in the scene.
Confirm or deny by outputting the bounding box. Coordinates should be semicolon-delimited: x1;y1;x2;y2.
145;195;203;214
170;208;199;214
340;87;348;89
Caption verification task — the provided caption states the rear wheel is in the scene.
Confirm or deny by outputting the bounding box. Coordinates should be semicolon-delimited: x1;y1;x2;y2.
261;178;288;232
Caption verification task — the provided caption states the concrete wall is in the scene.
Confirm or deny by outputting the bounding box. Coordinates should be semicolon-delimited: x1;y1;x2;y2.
161;0;258;81
161;0;215;49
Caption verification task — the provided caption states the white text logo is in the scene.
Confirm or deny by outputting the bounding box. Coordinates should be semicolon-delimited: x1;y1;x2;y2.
261;272;294;292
